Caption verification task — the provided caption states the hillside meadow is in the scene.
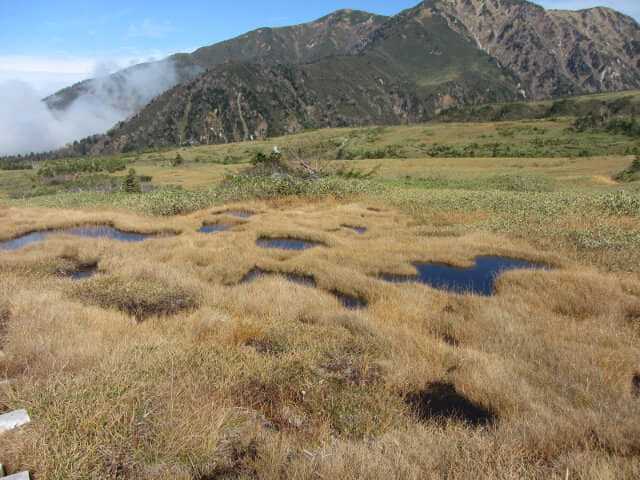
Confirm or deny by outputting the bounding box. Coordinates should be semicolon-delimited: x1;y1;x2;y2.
0;116;639;478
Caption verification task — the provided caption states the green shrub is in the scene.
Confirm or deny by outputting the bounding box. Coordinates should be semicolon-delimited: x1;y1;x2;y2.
0;160;32;170
250;150;282;166
613;154;640;182
122;169;141;193
36;157;126;178
170;153;184;166
139;188;214;215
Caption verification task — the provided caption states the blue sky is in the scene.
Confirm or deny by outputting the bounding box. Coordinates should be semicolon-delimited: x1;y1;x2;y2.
1;0;639;95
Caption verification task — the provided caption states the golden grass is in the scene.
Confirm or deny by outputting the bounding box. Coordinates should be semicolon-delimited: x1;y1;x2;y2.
1;201;639;478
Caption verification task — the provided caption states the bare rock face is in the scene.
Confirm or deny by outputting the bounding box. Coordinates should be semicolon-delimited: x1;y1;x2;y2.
425;0;640;98
3;471;31;479
0;409;31;434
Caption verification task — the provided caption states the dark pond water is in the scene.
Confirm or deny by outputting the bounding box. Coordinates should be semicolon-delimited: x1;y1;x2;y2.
242;269;365;309
71;264;98;280
332;292;368;310
406;382;495;427
345;226;367;234
242;268;316;287
226;212;253;218
0;226;172;251
381;256;549;296
199;225;231;233
256;238;321;250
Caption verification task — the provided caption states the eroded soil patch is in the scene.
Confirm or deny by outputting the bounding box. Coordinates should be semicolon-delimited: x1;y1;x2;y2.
71;276;199;321
229;379;301;431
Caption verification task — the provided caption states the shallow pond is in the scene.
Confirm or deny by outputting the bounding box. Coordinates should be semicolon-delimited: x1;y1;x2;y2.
242;269;365;309
381;256;549;296
226;212;253;218
242;268;316;287
256;238;321;250
71;264;98;280
199;225;231;233
0;226;172;251
332;292;368;310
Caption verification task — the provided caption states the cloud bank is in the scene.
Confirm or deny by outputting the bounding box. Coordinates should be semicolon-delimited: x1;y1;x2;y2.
0;60;179;156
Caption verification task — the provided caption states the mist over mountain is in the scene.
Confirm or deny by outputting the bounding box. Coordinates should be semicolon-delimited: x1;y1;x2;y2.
0;60;180;156
2;0;639;157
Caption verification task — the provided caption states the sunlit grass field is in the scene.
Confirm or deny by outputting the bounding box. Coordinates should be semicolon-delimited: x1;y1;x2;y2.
0;116;639;479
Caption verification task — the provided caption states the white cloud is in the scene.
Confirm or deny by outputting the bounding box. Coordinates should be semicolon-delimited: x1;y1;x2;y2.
127;19;175;38
0;55;96;95
0;53;172;96
0;59;179;156
0;80;120;155
0;55;95;76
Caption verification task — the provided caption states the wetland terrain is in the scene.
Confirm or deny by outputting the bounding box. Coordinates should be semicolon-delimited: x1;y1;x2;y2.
0;96;639;478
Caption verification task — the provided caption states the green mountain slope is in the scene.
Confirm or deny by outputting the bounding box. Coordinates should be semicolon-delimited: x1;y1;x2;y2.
31;0;640;157
88;10;519;153
44;9;387;113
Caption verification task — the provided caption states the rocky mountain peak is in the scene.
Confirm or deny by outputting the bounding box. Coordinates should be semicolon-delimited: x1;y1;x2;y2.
414;0;640;97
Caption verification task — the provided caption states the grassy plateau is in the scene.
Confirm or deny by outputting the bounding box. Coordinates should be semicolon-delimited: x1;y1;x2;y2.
0;98;639;479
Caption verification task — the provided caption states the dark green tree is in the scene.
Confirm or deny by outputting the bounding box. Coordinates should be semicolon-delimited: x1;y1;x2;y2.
123;168;141;193
171;153;184;166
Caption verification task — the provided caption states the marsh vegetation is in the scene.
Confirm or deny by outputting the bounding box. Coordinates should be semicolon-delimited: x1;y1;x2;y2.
0;96;639;479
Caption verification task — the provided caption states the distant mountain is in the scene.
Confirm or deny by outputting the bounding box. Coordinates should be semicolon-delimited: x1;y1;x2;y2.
35;0;640;156
44;9;388;114
85;4;518;154
427;0;640;98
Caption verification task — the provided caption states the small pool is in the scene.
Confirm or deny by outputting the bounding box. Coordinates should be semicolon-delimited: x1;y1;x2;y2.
256;238;321;251
242;269;365;309
199;225;231;233
381;256;549;296
226;212;253;218
71;264;98;280
344;226;367;234
333;292;368;310
243;268;316;287
0;226;172;251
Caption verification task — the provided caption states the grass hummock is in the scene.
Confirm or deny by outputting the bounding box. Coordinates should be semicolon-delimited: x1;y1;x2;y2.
1;111;640;478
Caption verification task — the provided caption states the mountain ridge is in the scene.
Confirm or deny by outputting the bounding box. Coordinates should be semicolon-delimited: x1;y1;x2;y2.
44;9;388;113
29;0;640;157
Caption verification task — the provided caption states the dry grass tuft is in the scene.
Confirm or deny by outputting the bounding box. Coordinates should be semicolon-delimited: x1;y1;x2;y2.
318;351;383;387
195;432;260;480
0;200;639;478
228;378;304;432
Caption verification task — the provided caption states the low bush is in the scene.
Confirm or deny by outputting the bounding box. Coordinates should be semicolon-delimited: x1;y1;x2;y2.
122;169;141;193
0;160;32;171
613;154;640;182
37;156;126;178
